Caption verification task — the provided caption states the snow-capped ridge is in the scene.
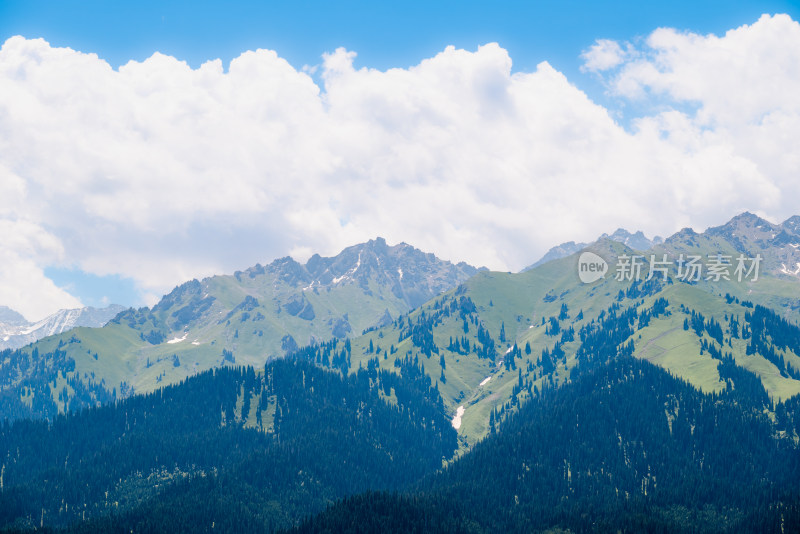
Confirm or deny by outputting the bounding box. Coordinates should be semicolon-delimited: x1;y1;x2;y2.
0;304;126;350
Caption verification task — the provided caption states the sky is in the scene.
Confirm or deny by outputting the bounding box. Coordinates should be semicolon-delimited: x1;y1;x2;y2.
1;1;800;320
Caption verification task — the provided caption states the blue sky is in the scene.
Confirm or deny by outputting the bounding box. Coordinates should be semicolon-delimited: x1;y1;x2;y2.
4;0;798;102
1;1;800;318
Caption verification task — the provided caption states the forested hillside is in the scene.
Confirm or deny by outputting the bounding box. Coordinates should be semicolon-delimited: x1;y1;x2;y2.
0;358;456;532
293;356;800;534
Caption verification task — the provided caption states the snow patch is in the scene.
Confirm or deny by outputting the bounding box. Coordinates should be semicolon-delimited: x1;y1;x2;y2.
451;406;465;430
332;251;363;284
780;263;800;275
479;376;492;387
167;333;188;344
2;336;8;342
354;251;362;272
22;308;81;336
398;268;403;280
505;346;513;354
790;243;800;248
191;341;201;346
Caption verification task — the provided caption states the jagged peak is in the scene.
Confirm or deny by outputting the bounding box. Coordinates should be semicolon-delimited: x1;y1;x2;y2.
153;279;202;312
0;305;29;326
528;226;662;271
222;238;481;296
782;215;800;235
708;212;776;235
270;255;303;268
668;227;698;238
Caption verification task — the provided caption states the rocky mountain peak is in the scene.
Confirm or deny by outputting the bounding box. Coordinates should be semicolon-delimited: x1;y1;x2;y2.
526;228;662;270
0;306;28;327
782;215;800;236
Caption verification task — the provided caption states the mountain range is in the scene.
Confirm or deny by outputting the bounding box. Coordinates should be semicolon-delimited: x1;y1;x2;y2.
2;212;800;532
1;213;799;425
330;213;800;449
524;227;665;270
0;304;125;350
0;238;482;419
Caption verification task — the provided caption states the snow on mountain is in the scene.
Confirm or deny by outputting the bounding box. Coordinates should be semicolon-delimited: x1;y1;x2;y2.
0;304;126;350
524;229;663;271
244;237;485;310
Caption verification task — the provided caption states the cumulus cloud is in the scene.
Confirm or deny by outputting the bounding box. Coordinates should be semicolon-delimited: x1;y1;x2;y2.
580;39;628;72
0;218;82;320
0;15;799;317
602;14;800;223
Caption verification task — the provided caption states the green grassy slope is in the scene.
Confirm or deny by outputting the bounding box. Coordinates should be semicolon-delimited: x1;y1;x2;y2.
340;241;800;450
1;239;479;418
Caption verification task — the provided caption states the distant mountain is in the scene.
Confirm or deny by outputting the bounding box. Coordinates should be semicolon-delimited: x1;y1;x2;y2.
6;214;800;438
525;213;800;276
524;240;587;269
0;304;126;350
651;212;800;284
0;306;27;327
783;215;800;235
247;236;481;310
524;228;663;270
602;227;664;250
0;238;481;419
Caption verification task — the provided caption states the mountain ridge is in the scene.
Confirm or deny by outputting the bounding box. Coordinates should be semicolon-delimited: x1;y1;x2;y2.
236;237;484;309
525;227;664;270
0;304;126;350
526;212;800;280
3;213;800;533
4;213;800;436
0;237;482;419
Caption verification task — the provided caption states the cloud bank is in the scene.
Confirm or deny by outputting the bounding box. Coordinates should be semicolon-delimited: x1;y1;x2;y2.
1;14;799;319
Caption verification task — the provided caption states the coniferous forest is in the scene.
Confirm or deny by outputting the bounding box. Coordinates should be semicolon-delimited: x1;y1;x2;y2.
292;356;800;533
0;359;456;532
2;342;800;532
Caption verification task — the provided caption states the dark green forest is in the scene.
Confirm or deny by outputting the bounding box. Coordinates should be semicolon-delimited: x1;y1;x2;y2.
294;355;800;533
0;358;456;532
0;346;115;421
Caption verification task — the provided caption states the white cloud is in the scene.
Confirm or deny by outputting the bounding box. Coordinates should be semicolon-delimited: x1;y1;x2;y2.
604;13;800;224
0;218;82;321
610;15;800;123
580;39;627;72
0;251;83;321
0;15;799;316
